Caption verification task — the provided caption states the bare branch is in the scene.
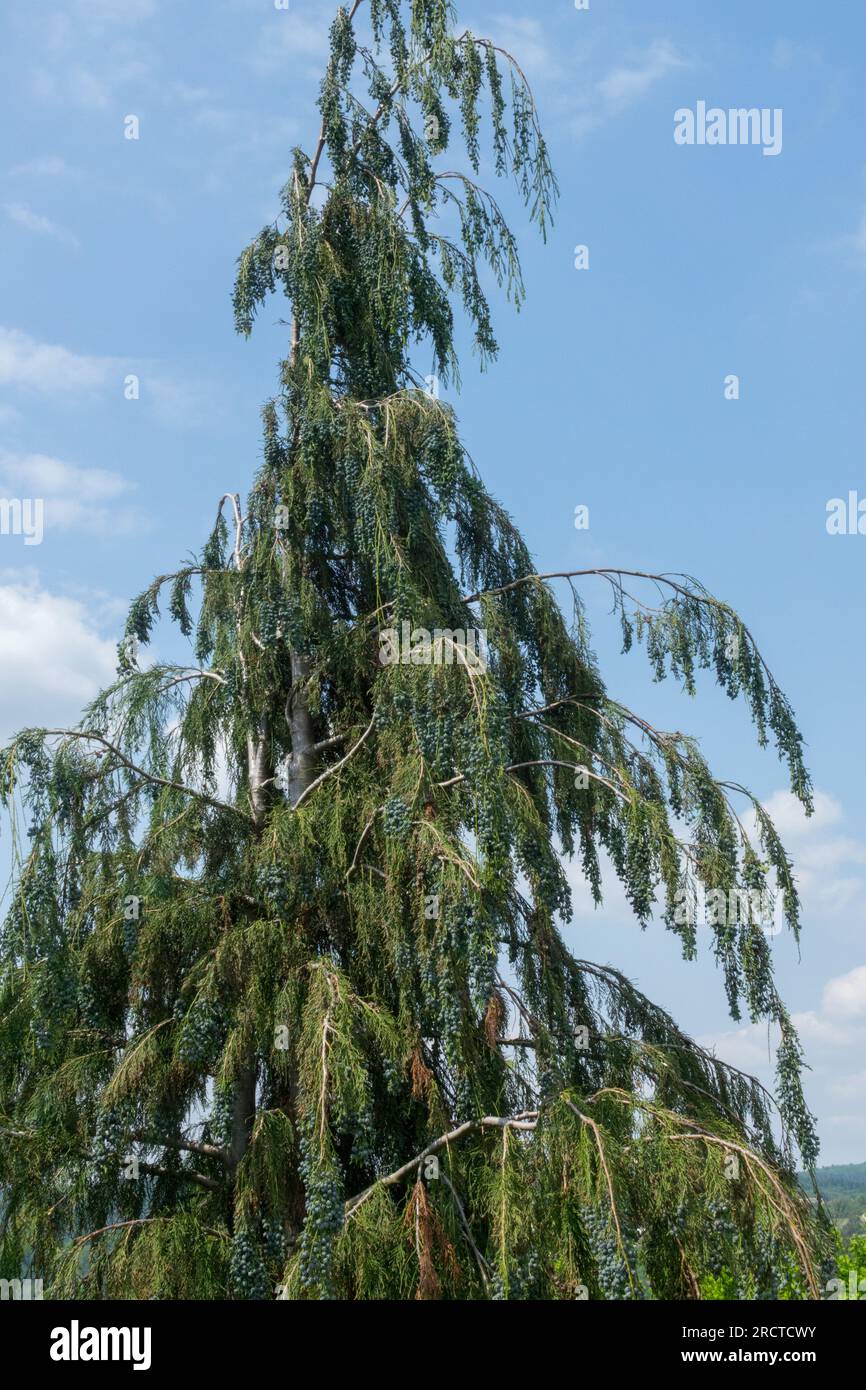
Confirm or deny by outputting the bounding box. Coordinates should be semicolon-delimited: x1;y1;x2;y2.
292;717;376;811
345;1112;539;1217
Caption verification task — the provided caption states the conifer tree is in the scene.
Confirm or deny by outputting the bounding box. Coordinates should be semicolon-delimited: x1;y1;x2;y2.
0;0;831;1300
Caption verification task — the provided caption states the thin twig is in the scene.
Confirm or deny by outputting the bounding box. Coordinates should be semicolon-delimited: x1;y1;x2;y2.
292;717;376;811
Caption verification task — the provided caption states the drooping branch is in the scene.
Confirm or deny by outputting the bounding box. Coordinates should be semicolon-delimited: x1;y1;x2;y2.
345;1112;539;1217
37;728;251;823
465;567;772;682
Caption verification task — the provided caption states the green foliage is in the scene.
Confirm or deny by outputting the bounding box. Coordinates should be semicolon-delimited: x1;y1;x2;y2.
802;1162;866;1238
834;1227;866;1299
0;0;830;1300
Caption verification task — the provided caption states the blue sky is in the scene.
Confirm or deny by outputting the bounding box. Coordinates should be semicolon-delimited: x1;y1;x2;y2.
1;0;865;1163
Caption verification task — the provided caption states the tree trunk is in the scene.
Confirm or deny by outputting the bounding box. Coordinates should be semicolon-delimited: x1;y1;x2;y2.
227;1065;257;1187
228;716;273;1194
228;659;318;1204
246;718;271;831
286;652;318;804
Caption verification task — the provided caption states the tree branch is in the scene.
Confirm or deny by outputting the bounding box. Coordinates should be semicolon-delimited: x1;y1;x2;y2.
137;1161;220;1192
345;1112;539;1217
40;729;251;823
133;1132;229;1163
291;717;376;811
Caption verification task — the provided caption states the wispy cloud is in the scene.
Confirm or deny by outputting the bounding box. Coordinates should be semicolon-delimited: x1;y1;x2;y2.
146;374;230;431
31;64;118;111
836;208;866;265
5;202;79;248
599;39;686;110
830;1070;866;1100
771;37;826;73
249;5;330;75
9;156;81;179
483;15;563;82
0;327;232;434
0;451;146;538
74;0;157;23
0;327;119;393
28;18;154;112
570;38;690;138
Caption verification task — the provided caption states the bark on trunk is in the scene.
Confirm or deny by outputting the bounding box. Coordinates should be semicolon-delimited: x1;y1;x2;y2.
228;1064;257;1183
228;657;318;1200
228;719;271;1192
246;718;271;831
286;652;318;804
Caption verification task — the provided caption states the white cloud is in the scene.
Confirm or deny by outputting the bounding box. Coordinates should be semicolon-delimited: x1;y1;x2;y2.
69;67;113;108
171;81;217;106
771;39;803;70
0;328;119;394
822;965;866;1022
695;803;866;1160
0;579;117;741
9;156;80;179
18;0;155;122
824;1113;866;1136
0;453;129;503
790;1008;862;1049
838;209;866;263
145;374;229;431
830;1070;866;1100
757;788;843;839
483;15;561;81
250;8;330;73
564;845;632;922
745;789;866;923
5;202;79;248
0;328;233;436
698;1020;779;1076
771;38;824;72
0;451;145;538
570;38;689;138
31;52;151;112
564;787;866;954
185;104;236;134
31;64;113;111
74;0;157;22
716;968;866;1059
598;39;686;109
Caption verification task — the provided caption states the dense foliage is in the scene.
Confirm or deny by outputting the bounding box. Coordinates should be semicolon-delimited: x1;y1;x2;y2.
0;0;832;1299
803;1163;866;1239
832;1227;866;1300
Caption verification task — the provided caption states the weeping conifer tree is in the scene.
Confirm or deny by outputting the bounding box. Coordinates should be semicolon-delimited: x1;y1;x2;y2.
0;0;832;1300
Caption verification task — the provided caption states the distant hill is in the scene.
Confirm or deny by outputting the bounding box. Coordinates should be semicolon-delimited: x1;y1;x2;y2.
800;1162;866;1238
